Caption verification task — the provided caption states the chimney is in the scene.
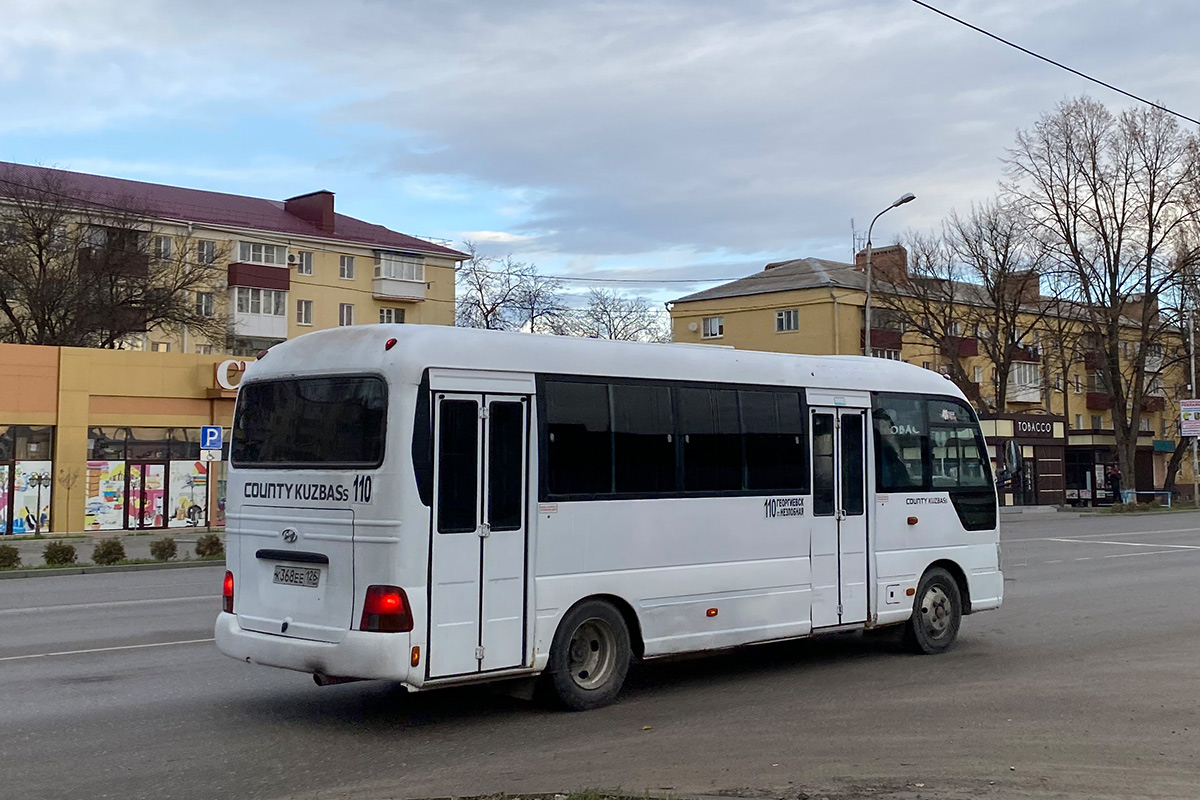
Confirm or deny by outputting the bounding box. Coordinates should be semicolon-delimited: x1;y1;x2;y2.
997;268;1042;304
855;244;908;287
1126;293;1159;323
284;190;335;234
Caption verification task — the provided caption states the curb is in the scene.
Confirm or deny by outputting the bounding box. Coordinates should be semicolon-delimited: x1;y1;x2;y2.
0;559;226;580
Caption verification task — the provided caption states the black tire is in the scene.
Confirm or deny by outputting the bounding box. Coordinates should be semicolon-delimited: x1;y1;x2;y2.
903;567;962;654
542;599;631;711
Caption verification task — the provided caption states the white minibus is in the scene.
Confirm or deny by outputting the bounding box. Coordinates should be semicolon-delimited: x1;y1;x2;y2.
215;325;1002;709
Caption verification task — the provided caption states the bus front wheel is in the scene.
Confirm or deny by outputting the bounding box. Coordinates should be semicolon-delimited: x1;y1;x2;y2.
544;600;631;711
903;567;962;654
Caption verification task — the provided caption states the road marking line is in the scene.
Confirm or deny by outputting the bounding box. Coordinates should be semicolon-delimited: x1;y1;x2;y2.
1102;550;1184;559
1045;538;1200;550
0;638;215;662
1007;527;1200;543
0;596;212;616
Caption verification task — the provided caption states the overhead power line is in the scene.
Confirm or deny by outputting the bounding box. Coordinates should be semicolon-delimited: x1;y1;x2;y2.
910;0;1200;127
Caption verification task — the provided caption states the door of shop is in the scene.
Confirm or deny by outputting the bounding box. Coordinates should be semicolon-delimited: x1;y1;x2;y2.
127;462;167;529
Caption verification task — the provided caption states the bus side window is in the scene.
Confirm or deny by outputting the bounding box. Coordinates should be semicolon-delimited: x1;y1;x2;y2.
872;393;927;492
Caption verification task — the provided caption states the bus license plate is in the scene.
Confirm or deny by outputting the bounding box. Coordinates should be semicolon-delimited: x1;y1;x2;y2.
273;565;320;588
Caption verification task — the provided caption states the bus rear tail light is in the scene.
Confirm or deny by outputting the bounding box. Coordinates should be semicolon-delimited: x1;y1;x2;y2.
222;571;235;614
360;585;413;632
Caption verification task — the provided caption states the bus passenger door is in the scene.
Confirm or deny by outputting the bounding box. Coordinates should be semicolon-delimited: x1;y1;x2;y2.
428;393;529;679
810;407;868;628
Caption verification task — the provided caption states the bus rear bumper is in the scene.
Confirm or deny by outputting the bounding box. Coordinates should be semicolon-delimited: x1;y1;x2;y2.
214;612;412;682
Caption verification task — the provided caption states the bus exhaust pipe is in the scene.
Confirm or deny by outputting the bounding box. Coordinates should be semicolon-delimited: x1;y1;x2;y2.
313;673;366;687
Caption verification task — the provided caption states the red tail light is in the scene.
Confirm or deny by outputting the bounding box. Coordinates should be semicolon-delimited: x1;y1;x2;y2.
360;585;413;632
222;571;234;614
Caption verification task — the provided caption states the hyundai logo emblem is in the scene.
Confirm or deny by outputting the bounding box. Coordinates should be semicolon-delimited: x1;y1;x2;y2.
281;528;298;543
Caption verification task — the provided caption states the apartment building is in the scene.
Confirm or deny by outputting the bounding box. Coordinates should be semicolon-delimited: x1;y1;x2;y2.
0;163;465;535
668;246;1186;506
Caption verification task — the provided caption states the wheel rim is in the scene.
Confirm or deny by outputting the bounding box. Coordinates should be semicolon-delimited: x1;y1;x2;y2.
919;585;953;639
567;618;617;690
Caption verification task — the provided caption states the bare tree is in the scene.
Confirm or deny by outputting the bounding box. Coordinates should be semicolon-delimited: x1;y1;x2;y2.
873;202;1053;412
455;242;569;333
1004;96;1200;487
0;167;228;348
569;288;671;342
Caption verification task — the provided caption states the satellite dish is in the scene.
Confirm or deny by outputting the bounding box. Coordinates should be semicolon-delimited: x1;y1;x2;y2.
688;322;699;332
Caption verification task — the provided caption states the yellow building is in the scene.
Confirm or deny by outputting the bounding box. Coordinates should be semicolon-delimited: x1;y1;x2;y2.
0;161;466;355
668;246;1187;505
0;163;466;534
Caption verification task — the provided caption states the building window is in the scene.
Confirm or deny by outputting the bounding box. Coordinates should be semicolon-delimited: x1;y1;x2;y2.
1074;414;1082;430
872;348;901;360
1140;417;1152;432
1052;374;1062;391
339;255;356;279
379;307;405;324
1073;374;1082;394
922;361;933;370
151;341;171;352
775;309;799;332
973;366;984;384
196;240;217;265
152;235;173;260
234;287;286;317
339;303;354;326
195;292;214;318
195;344;213;355
1161;418;1168;437
375;252;424;282
296;251;314;275
238;242;286;265
1091;414;1103;429
701;316;724;338
1008;362;1042;401
297;299;313;326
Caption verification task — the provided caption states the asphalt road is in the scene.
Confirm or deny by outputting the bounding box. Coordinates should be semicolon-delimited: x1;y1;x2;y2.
3;512;1200;800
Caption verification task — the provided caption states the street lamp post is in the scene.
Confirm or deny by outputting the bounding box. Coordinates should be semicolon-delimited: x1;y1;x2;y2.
863;192;916;357
30;472;51;534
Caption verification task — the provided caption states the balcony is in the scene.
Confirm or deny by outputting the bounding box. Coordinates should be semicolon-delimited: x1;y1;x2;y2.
1141;395;1166;412
941;336;978;358
373;277;426;302
78;247;149;278
1009;344;1041;363
1087;392;1112;411
1084;351;1106;370
860;328;903;351
232;311;287;340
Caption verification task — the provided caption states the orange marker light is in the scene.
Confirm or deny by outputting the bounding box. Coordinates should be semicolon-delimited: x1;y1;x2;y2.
906;587;915;596
706;608;718;617
385;338;398;351
411;646;421;667
907;516;919;525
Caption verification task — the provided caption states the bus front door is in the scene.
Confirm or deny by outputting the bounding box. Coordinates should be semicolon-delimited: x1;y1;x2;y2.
428;393;529;678
810;407;868;628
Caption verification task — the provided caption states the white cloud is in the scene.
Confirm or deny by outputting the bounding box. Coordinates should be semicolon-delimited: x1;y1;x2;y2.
461;230;537;245
6;0;1200;275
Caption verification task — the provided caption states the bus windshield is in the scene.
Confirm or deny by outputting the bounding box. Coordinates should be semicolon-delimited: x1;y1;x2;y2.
231;376;387;469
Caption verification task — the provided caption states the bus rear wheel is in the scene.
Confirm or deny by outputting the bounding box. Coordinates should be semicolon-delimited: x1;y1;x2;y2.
544;600;631;711
903;567;962;654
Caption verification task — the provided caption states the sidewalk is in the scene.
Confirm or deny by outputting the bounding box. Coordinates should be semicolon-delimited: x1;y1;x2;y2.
0;528;225;568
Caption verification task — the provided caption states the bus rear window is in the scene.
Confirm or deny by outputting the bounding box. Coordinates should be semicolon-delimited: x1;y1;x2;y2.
232;376;387;469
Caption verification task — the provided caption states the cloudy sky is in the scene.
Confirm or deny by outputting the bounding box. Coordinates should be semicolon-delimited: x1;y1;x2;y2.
3;0;1199;301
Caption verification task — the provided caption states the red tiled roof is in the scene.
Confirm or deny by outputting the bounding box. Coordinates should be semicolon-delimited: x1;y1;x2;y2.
0;161;467;260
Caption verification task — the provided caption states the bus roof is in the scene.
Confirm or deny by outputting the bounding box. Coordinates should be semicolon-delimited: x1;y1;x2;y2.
246;324;968;400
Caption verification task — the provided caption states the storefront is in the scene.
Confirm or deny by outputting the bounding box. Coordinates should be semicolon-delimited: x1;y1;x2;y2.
1065;433;1159;506
978;414;1066;506
0;344;245;534
85;427;219;530
0;426;55;534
